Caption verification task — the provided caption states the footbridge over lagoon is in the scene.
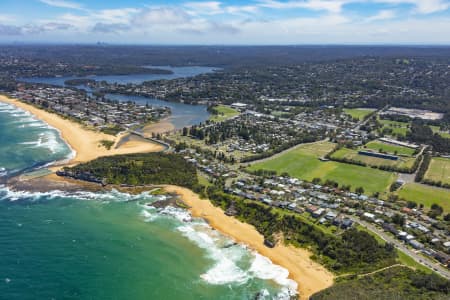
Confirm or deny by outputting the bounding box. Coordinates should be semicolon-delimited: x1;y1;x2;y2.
127;130;172;152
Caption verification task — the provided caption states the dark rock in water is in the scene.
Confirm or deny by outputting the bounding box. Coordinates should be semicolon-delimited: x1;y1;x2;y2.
222;242;237;249
150;196;177;208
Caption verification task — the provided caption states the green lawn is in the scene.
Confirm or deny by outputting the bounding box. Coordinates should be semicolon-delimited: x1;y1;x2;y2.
332;147;416;169
248;142;396;195
209;105;239;122
378;119;409;137
343;108;375;120
430;126;450;139
425;157;450;185
397;183;450;212
197;171;212;187
397;250;432;273
364;141;416;156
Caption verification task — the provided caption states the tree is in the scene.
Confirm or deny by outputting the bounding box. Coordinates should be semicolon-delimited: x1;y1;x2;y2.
392;213;405;226
355;187;365;195
407;201;417;209
428;203;443;219
444;213;450;222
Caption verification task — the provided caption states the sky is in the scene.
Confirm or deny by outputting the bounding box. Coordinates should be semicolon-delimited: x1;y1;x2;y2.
0;0;449;44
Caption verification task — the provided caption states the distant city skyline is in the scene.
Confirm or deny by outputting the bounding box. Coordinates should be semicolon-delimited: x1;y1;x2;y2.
0;0;449;44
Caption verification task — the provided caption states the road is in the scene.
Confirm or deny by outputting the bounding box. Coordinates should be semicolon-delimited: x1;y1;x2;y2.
349;216;450;279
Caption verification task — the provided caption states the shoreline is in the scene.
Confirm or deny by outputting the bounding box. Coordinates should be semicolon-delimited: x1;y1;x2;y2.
163;185;334;300
1;94;334;299
142;117;175;136
0;94;164;169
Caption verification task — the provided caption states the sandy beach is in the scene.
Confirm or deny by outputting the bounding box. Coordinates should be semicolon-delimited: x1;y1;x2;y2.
164;185;335;300
0;95;164;168
142;118;175;136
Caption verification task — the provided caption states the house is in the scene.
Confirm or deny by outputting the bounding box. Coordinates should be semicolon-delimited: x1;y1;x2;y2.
406;234;415;241
382;223;398;235
306;205;318;213
409;240;424;250
434;251;450;265
363;212;375;220
325;211;337;220
312;208;325;218
230;102;248;110
341;218;354;229
398;231;408;240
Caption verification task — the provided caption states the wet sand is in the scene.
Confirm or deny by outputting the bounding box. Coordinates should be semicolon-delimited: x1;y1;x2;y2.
142;118;175;136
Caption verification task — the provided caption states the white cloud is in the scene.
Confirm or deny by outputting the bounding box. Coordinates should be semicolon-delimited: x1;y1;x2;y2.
366;9;396;21
226;5;259;15
57;13;91;29
184;1;223;15
92;8;139;23
184;1;259;16
372;0;450;14
1;0;449;43
133;7;191;26
0;14;17;24
39;0;83;10
258;0;350;14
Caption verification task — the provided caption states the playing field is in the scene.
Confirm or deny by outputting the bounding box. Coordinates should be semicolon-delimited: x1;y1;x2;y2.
397;183;450;212
430;126;450;139
343;108;375;120
378;119;409;137
209;105;239;122
424;157;450;186
364;140;416;156
248;141;396;195
331;147;416;169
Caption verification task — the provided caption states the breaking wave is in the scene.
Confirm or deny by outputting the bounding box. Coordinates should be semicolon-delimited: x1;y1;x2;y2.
0;183;298;299
141;203;298;298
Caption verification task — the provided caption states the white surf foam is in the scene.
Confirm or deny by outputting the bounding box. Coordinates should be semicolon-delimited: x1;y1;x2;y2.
151;205;298;298
249;253;298;298
0;187;155;203
1;102;72;166
140;209;158;222
178;224;250;285
157;206;192;222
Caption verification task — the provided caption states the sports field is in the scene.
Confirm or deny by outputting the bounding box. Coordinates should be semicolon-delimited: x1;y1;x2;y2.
209;105;239;122
343;108;375;120
378;119;409;137
397;183;450;212
248;141;396;195
331;148;416;169
364;140;416;156
424;157;450;186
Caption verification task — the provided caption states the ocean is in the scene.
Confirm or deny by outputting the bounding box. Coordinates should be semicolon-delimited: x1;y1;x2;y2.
0;101;297;299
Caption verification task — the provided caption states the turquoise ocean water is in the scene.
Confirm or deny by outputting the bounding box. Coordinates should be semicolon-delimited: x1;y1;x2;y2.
0;101;297;299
